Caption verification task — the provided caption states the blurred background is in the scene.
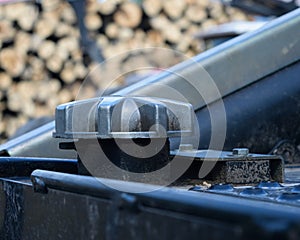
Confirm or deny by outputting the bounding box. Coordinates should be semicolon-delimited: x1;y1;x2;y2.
0;0;252;141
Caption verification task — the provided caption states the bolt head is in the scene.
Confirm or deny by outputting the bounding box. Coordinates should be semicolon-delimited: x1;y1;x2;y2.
232;148;249;156
179;144;194;152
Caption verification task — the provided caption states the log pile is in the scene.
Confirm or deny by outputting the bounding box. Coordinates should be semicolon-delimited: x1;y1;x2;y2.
0;0;251;141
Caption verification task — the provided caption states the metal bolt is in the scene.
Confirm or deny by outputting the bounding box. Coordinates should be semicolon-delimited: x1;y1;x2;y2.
232;148;249;156
179;144;194;152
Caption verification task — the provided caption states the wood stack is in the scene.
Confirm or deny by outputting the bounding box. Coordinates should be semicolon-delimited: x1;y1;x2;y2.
0;0;251;141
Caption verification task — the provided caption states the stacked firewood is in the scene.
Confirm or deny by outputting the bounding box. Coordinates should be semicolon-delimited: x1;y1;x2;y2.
0;0;251;140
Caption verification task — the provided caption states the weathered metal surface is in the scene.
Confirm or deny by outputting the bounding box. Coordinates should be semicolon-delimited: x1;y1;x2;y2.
0;178;242;239
0;168;298;239
24;170;300;239
171;150;284;184
75;138;170;175
190;181;300;207
226;160;270;183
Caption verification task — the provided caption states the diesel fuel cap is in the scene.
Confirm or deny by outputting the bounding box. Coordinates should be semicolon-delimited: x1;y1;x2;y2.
53;96;195;176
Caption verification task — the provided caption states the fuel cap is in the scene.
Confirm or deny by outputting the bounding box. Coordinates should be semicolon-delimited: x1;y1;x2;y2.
53;96;194;139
